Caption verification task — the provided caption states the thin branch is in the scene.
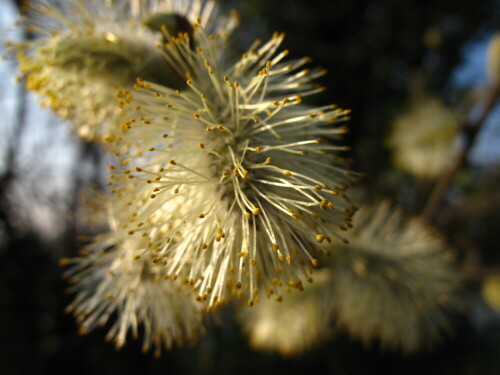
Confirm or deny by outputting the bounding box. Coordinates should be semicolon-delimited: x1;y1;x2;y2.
422;82;500;222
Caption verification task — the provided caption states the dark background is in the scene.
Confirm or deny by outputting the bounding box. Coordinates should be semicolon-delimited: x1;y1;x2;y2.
1;0;500;374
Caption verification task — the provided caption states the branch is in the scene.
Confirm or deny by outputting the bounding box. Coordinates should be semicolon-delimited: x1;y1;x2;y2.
422;82;500;222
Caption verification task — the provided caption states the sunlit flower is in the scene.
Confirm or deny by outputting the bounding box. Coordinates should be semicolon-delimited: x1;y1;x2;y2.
482;275;500;311
238;269;333;356
62;227;205;357
487;33;500;86
387;98;460;179
14;0;237;141
107;23;360;308
328;202;459;353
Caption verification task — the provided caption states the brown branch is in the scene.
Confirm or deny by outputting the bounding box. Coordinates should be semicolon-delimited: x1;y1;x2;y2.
422;81;500;222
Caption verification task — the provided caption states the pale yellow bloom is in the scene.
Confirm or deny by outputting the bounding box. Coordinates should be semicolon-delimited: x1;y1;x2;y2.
487;33;500;86
328;202;459;353
15;0;237;141
63;228;205;356
239;269;333;356
482;275;500;311
387;98;460;179
106;24;360;308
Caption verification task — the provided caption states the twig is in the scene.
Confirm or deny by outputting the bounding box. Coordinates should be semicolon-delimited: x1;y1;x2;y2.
422;82;500;222
410;176;431;215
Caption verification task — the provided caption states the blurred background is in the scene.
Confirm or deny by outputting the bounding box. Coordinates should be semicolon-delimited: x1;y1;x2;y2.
1;0;500;373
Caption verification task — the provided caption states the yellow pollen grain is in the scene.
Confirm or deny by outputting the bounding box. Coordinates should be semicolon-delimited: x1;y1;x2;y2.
315;234;325;243
59;258;69;266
